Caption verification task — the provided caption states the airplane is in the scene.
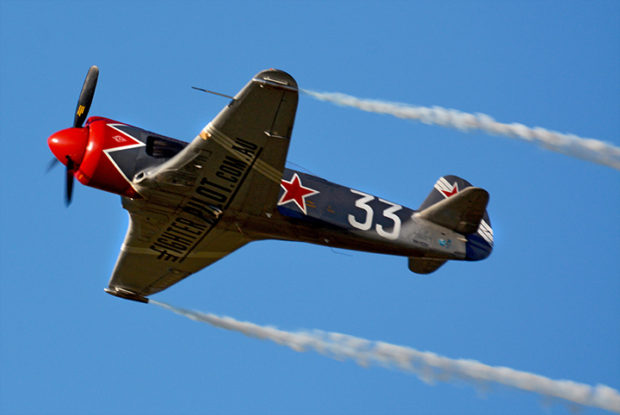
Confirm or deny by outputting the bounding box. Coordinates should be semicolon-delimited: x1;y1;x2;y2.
47;66;493;304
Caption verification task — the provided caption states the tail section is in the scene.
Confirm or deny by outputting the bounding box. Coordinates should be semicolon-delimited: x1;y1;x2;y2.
422;175;493;259
409;175;493;274
418;187;489;235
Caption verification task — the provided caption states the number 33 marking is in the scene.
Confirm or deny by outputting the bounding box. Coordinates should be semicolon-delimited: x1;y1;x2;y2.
347;190;402;240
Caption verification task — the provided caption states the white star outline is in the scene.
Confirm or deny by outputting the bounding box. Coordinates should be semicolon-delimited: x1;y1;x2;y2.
277;172;320;215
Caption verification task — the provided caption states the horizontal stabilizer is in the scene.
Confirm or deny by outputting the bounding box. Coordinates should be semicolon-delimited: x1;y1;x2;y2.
417;187;489;234
408;257;447;274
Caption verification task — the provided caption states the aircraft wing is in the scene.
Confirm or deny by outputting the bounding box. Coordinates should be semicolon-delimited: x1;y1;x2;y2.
105;69;299;299
106;202;252;299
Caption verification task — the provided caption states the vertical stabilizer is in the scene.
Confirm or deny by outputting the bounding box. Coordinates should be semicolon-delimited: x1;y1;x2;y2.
419;175;493;261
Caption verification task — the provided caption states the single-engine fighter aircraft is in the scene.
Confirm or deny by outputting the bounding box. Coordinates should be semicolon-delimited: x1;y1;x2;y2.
48;67;493;303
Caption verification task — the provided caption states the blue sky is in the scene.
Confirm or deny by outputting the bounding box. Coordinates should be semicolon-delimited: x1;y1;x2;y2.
1;1;619;414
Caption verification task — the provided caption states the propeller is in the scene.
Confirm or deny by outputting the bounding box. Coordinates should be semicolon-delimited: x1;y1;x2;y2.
48;65;99;205
65;156;75;205
74;66;99;128
46;157;59;172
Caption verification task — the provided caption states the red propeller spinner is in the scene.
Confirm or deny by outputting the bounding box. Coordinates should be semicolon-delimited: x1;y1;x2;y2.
48;127;89;167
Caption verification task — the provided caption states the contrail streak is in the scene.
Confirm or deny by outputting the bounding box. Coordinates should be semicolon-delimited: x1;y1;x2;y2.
151;300;620;413
302;90;620;171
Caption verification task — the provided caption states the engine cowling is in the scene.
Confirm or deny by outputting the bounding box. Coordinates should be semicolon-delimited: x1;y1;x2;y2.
48;117;143;198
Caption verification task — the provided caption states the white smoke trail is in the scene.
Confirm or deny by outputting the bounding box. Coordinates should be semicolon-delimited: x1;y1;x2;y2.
302;90;620;171
151;300;620;413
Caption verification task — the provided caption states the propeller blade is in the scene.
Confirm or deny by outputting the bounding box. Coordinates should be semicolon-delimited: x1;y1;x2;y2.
46;157;59;172
65;156;75;206
73;65;99;128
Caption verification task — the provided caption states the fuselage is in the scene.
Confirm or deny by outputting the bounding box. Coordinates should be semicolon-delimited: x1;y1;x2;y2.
49;117;491;265
260;168;469;260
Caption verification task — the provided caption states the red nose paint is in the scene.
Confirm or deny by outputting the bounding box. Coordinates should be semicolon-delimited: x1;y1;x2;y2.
48;127;89;166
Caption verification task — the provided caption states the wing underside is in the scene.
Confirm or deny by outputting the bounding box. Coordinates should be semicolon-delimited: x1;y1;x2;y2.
107;204;251;297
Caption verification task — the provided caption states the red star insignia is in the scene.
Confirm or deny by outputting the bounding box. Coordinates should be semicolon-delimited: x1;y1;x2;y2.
278;173;319;214
440;182;459;198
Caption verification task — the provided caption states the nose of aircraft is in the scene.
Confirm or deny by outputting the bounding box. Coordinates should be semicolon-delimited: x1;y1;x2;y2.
48;127;89;166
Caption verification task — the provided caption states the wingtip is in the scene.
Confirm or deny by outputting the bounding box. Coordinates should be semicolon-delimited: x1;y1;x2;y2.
254;69;298;91
104;287;149;303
